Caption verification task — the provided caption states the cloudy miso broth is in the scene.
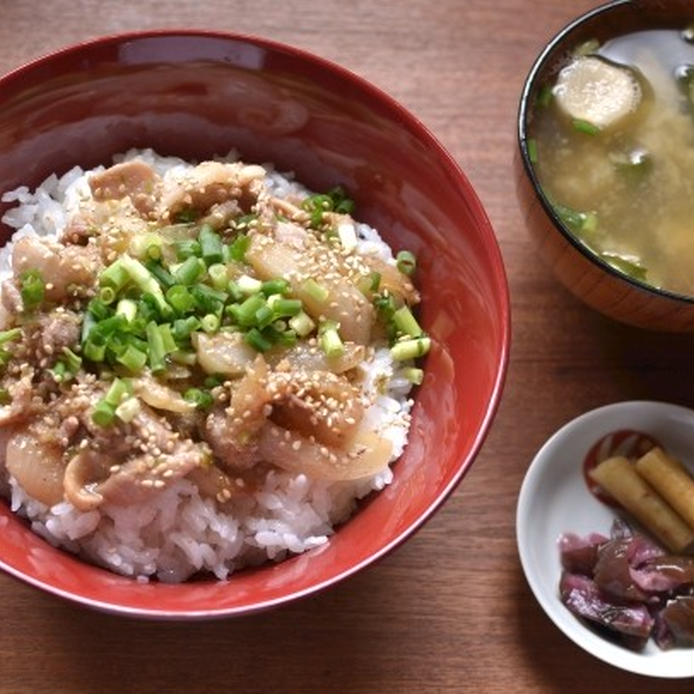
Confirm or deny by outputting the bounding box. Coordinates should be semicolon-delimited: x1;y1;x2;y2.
529;29;694;297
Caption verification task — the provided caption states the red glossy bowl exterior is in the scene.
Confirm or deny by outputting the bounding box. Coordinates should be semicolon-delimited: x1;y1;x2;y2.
0;31;509;618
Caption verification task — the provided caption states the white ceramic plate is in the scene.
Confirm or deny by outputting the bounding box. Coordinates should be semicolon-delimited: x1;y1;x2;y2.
516;400;694;678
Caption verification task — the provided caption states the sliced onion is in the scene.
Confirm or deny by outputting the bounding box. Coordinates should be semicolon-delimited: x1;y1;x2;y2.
63;450;112;511
269;341;366;374
134;375;193;413
193;331;255;376
5;428;66;507
258;423;392;481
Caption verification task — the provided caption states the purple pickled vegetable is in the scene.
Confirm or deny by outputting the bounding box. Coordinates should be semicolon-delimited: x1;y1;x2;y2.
593;522;669;602
558;519;692;652
653;611;675;650
627;531;666;567
558;532;608;574
630;555;694;594
660;597;694;648
560;572;654;641
594;537;649;602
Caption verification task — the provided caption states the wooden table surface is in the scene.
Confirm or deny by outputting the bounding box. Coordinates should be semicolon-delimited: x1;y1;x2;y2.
0;1;692;692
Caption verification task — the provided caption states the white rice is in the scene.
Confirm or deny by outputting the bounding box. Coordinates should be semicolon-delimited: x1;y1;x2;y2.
0;149;415;582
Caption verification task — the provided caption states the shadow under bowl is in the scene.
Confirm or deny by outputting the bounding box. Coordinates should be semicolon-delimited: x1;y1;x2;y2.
516;0;694;333
0;31;510;618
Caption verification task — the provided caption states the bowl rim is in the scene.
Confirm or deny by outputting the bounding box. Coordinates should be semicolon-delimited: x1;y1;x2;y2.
516;399;694;678
0;28;511;619
516;0;694;307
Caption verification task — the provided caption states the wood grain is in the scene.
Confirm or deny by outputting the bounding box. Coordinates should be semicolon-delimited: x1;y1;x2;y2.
0;2;691;692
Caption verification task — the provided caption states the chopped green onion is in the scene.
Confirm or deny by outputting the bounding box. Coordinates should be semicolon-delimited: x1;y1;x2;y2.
198;224;223;265
302;278;329;303
370;272;381;291
274;329;297;347
393;305;423;338
91;400;116;427
183;387;214;410
537;85;553;108
228;234;250;263
146;261;176;290
158;324;177;353
527;138;538;164
146;321;167;372
390;336;431;361
319;321;344;358
266;293;282;309
329;186;355;214
288;311;315;337
302;193;333;227
115;396;140;423
19;270;45;311
191;284;227;314
99;286;116;305
572;118;600;136
61;347;82;374
171;350;198;366
116;344;147;372
237;274;262;295
550;201;598;237
254;304;275;329
208;264;229;291
201;313;220;334
166;285;196;315
116;298;137;323
50;360;68;383
227;280;243;302
130;232;162;261
403;367;424;385
83;341;106;362
396;250;417;276
87;298;112;321
373;292;397;322
582;211;598;234
273;298;302;317
175;239;201;261
302;187;355;227
139;292;174;322
172;316;201;342
99;260;129;292
0;388;10;405
120;255;170;313
173;256;205;286
230;294;266;327
0;328;21;345
244;327;272;352
104;378;132;407
261;278;289;296
601;252;648;282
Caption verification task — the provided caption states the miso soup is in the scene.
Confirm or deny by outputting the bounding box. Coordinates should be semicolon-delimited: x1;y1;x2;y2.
528;28;694;297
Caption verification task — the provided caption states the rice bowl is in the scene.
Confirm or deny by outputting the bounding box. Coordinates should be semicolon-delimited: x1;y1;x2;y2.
0;148;425;583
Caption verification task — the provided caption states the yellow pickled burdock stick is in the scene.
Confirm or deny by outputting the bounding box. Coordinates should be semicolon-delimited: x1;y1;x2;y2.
589;456;693;553
635;447;694;531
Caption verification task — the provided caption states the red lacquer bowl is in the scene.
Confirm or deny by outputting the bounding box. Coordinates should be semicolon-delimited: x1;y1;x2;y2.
0;31;510;618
